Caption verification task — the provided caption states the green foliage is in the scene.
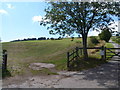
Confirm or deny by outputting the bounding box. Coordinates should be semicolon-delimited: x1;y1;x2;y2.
99;28;112;42
111;36;120;44
89;36;99;45
105;43;114;48
40;2;119;37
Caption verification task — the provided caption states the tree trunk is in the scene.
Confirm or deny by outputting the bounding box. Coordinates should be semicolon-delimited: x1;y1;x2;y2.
82;34;88;60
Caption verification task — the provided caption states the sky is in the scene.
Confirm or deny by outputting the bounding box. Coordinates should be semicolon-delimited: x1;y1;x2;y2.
0;1;119;42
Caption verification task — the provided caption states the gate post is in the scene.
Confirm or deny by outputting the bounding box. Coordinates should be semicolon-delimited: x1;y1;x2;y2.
101;46;104;60
67;52;69;69
3;50;7;70
76;47;79;57
104;47;106;60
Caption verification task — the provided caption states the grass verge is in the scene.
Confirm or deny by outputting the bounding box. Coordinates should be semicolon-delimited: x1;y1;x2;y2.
111;36;120;45
68;57;107;71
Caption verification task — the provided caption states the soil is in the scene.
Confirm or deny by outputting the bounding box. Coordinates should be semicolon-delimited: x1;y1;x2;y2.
29;63;55;70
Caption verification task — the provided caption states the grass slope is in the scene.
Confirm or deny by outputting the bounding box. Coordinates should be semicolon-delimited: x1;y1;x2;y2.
2;38;82;76
2;38;112;77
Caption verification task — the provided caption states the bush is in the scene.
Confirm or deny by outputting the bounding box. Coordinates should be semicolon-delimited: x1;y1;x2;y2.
99;28;112;42
89;36;99;45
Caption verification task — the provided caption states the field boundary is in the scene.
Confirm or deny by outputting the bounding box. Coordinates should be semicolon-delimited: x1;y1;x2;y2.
67;46;120;70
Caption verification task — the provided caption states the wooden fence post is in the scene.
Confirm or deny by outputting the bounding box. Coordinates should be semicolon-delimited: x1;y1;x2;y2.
73;50;74;60
3;50;7;70
104;47;106;60
80;49;82;55
67;52;69;69
101;46;104;60
76;47;79;57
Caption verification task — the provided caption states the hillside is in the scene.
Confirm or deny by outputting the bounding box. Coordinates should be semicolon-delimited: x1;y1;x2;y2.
2;37;108;77
2;38;82;76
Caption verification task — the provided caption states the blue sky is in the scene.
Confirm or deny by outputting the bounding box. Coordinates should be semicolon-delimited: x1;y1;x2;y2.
0;2;60;42
0;2;118;42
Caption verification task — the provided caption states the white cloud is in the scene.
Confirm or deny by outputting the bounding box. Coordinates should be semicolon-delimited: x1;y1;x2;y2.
7;4;15;9
32;16;43;22
0;9;8;14
88;30;100;36
32;15;50;23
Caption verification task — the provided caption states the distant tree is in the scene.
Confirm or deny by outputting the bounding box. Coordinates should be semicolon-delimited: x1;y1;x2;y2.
47;38;49;40
40;2;120;60
71;37;74;41
116;31;120;36
38;37;46;40
116;34;119;36
78;35;81;38
58;36;62;40
50;38;54;40
99;28;112;42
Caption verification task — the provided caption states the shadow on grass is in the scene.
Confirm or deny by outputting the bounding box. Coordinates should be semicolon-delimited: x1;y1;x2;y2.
2;69;11;79
68;57;107;71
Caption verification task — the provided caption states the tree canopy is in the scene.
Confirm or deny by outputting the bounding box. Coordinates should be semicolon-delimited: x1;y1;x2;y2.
40;2;120;59
99;28;112;42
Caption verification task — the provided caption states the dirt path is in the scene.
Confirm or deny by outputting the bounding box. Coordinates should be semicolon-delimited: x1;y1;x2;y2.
2;41;120;88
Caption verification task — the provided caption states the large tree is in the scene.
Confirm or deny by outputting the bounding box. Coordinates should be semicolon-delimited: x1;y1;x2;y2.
40;2;120;60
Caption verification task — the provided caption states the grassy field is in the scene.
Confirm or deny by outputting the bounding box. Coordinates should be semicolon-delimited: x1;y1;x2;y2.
2;38;82;77
111;36;120;45
2;37;113;77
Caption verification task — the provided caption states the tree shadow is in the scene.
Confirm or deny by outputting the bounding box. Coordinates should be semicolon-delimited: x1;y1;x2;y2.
2;69;12;79
68;57;107;71
74;56;120;88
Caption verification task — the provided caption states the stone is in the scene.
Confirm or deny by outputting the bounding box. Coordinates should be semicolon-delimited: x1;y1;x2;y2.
29;63;55;70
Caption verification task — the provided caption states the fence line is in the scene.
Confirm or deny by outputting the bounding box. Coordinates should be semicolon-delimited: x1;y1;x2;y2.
67;46;106;70
67;47;82;69
67;46;120;70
